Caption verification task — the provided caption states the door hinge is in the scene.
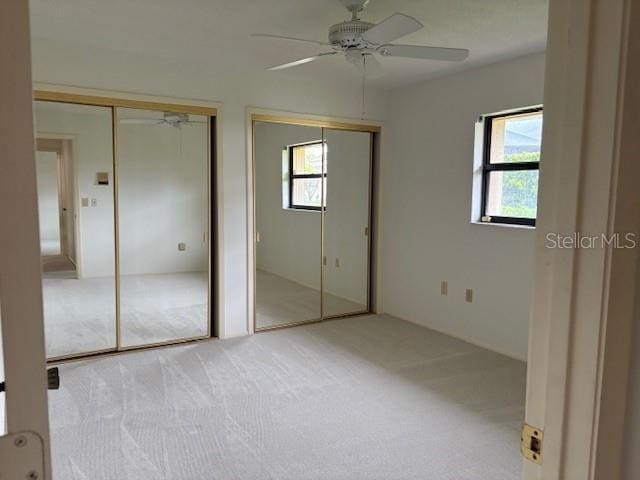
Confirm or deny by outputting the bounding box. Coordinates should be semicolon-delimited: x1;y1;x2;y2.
0;431;45;479
521;423;543;464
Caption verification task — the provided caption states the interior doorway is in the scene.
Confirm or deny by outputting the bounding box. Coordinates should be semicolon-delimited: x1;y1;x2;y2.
35;138;77;278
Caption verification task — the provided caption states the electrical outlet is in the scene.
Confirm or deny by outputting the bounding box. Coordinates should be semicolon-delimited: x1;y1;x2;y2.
465;289;473;303
335;258;340;268
178;243;186;251
441;281;448;295
90;198;97;207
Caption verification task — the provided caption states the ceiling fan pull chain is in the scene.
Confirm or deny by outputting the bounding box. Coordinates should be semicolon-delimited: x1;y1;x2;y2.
361;54;366;120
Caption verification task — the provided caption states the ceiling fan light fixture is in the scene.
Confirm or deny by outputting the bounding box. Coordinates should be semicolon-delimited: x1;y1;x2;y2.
251;0;470;74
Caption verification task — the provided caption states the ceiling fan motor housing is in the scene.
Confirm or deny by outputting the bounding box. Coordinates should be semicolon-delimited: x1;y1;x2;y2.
329;20;375;48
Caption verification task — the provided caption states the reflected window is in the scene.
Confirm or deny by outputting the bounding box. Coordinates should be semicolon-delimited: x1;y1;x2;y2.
289;142;326;210
481;107;542;226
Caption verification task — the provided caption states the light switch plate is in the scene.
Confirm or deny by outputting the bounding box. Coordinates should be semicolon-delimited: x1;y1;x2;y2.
96;172;109;185
441;281;448;295
81;197;89;207
465;289;473;303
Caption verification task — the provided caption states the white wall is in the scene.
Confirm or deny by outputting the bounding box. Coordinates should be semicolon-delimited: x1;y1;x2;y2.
380;52;546;361
31;38;388;337
254;123;370;305
35;151;60;250
117;115;208;276
34;102;115;278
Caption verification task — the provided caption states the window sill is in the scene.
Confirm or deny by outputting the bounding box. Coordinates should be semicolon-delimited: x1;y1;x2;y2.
282;207;321;213
470;220;535;230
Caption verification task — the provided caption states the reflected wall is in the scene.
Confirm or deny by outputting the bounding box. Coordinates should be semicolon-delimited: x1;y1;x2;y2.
116;108;210;347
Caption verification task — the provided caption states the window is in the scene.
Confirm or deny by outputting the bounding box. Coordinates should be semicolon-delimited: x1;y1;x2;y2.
481;107;543;226
289;142;326;210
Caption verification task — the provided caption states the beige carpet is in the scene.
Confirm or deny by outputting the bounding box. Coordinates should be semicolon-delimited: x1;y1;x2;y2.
256;270;366;329
42;272;209;358
49;314;525;479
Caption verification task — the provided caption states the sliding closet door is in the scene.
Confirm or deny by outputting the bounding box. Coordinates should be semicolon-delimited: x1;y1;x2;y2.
34;101;117;358
322;128;371;317
116;107;210;347
253;121;323;329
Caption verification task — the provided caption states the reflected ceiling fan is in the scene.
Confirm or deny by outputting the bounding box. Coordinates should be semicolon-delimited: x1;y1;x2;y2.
251;0;469;77
119;112;206;128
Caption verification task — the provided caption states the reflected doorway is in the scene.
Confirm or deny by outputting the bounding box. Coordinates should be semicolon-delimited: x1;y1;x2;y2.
36;138;78;278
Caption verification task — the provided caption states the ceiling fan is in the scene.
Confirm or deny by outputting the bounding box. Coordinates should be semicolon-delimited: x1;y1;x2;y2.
119;112;206;128
251;0;469;77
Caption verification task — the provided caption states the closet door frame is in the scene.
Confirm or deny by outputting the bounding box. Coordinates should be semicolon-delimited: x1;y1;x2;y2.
248;112;381;333
34;90;219;363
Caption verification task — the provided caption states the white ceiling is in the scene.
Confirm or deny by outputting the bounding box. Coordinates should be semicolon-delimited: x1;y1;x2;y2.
29;0;548;90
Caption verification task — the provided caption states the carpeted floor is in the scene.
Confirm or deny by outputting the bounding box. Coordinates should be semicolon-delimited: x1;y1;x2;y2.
49;314;525;480
42;271;209;358
256;270;366;329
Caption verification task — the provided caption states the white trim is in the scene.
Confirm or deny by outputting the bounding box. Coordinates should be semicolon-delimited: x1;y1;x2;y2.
524;0;639;478
477;103;544;122
0;1;52;477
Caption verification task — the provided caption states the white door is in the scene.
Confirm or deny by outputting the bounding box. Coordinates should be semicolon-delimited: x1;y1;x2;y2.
523;0;640;479
0;0;52;478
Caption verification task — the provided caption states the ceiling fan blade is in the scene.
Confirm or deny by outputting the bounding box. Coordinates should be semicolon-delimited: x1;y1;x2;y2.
251;33;330;46
379;44;469;62
346;52;384;79
267;52;337;71
362;13;423;45
119;118;163;125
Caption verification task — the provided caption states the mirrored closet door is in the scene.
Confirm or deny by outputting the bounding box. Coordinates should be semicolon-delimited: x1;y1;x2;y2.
322;128;371;318
254;121;323;328
34;101;117;359
253;119;375;331
116;107;210;348
33;94;215;360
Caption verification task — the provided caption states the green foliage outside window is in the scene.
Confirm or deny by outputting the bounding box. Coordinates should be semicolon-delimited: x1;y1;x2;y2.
501;151;540;218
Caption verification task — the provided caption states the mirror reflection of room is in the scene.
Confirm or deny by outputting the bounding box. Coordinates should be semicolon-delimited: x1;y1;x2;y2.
254;122;323;329
322;128;371;318
116;107;210;347
254;121;372;330
33;101;212;359
34;101;117;359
